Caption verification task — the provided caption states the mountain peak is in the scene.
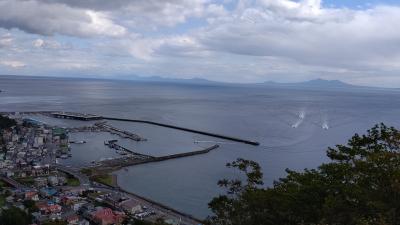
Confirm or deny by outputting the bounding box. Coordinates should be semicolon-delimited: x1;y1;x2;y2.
301;79;351;87
262;79;353;88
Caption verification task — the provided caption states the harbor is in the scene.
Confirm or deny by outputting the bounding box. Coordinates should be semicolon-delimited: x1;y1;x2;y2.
8;111;259;146
0;111;231;224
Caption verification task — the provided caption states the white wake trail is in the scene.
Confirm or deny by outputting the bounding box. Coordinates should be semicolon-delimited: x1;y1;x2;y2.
292;110;306;128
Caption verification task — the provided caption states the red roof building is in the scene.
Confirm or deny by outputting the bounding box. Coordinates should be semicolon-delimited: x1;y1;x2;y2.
91;207;125;225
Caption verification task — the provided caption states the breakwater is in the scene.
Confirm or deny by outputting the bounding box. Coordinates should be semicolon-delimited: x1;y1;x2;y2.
1;111;259;146
93;144;220;170
105;140;155;160
103;117;260;146
96;122;146;141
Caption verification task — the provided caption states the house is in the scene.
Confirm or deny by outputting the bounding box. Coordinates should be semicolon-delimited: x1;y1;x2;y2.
65;214;79;225
72;201;88;211
5;170;14;177
36;201;62;214
62;196;81;206
25;191;39;201
48;204;62;213
5;195;14;203
119;199;143;214
90;207;125;225
40;187;57;197
48;176;59;186
34;177;48;187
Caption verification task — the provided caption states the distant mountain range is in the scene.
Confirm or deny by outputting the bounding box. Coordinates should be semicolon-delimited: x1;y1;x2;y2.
0;74;388;89
124;75;219;85
260;78;355;89
122;75;362;89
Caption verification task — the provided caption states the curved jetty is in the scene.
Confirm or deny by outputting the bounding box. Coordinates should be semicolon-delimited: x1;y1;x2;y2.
103;117;260;146
94;144;220;170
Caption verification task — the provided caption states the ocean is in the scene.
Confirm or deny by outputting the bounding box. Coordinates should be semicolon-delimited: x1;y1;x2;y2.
1;75;400;218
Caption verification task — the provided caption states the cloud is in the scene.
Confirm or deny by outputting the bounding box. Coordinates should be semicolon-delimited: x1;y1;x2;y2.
0;33;13;47
194;2;400;76
0;0;126;37
33;39;44;48
1;0;400;87
0;60;26;68
36;0;210;27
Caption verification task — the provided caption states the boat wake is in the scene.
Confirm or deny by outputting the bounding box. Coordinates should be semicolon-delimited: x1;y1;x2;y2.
291;110;306;128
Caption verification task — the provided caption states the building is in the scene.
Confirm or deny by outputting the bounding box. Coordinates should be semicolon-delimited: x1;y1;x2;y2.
25;191;40;201
90;207;125;225
119;199;144;214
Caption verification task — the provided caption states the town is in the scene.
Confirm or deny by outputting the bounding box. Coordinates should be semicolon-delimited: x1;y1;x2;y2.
0;113;202;225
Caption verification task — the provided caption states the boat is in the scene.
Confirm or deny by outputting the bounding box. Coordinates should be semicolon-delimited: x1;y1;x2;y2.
70;140;86;144
60;154;68;159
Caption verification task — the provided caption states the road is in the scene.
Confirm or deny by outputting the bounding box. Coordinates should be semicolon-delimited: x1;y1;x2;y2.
55;165;202;224
92;185;202;225
55;164;90;186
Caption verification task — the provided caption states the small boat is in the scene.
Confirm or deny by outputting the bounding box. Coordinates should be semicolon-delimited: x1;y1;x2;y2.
70;140;86;144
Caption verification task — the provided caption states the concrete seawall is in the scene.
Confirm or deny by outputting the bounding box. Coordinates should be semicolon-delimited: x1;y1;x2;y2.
95;144;220;170
103;117;260;146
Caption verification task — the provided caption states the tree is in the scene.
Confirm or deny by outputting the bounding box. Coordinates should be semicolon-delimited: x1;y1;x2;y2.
0;207;31;225
207;124;400;225
23;199;39;213
0;115;16;130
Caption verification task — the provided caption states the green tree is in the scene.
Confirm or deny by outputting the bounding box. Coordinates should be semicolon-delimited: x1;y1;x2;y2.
23;199;39;213
207;123;400;225
0;206;31;225
0;115;16;130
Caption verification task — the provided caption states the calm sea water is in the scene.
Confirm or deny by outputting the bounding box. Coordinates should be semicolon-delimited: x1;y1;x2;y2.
1;76;400;218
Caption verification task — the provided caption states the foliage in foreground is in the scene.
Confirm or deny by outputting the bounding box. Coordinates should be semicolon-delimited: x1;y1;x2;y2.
207;124;400;225
0;114;16;130
0;206;31;225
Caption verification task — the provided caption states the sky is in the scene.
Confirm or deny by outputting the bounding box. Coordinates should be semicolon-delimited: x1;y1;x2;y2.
0;0;400;87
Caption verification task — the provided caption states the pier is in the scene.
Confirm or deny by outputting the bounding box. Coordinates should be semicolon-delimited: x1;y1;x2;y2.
51;112;102;121
103;117;260;146
96;122;146;141
105;140;155;160
93;144;219;170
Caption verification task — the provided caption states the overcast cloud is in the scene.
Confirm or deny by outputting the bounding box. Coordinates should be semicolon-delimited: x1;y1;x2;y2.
0;0;399;87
